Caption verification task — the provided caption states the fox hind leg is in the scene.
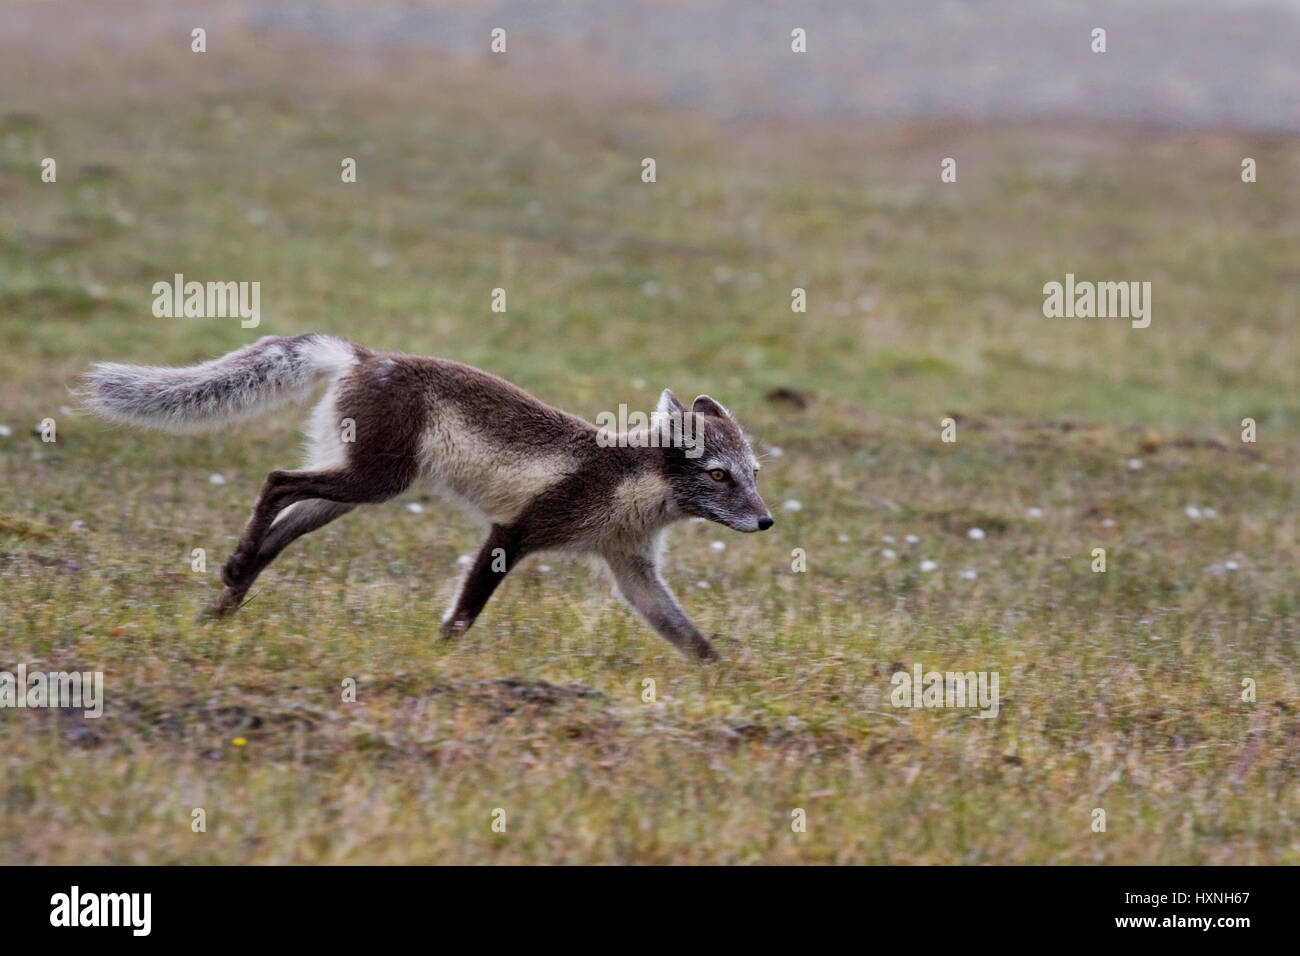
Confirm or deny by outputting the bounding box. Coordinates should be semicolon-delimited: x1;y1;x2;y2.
207;466;408;617
204;499;356;616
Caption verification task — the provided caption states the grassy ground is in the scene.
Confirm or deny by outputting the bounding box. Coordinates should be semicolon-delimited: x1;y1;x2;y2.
1;24;1298;864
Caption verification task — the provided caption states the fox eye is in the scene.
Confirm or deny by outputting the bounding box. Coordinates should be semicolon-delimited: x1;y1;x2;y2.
708;468;728;482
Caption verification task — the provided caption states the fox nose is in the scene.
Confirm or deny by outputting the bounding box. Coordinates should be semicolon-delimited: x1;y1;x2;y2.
757;516;774;531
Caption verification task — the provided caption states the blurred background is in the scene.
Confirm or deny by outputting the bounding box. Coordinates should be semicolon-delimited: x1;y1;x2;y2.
3;0;1297;424
9;0;1300;128
1;1;1297;864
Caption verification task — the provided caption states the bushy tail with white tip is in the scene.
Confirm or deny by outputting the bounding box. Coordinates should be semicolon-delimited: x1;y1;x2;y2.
83;334;357;432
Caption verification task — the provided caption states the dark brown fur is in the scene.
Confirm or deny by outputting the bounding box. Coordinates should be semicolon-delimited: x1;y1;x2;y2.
92;336;771;659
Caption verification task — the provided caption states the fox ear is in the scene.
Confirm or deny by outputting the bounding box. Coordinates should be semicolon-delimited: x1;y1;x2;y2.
656;388;685;418
691;395;731;419
653;388;686;444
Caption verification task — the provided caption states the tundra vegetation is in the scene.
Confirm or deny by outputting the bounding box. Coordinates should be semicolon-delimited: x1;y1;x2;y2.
0;23;1297;864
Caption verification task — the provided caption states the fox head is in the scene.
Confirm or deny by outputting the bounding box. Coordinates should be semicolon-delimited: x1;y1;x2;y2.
655;388;774;533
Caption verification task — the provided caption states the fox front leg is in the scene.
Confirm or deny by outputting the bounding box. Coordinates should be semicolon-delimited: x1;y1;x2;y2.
605;550;719;661
439;525;523;640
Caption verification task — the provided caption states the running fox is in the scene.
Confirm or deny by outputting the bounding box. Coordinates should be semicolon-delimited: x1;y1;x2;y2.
84;335;774;659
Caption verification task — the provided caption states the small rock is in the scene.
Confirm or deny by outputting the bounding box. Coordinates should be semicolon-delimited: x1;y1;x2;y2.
765;387;808;410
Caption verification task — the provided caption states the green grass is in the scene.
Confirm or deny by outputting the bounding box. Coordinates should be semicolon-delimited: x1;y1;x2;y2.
1;35;1298;864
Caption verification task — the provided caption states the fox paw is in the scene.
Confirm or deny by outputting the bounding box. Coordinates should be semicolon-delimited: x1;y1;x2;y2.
197;587;246;622
439;617;472;640
692;637;721;662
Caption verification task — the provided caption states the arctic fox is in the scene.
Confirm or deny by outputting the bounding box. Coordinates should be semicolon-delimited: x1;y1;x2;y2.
84;335;774;659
